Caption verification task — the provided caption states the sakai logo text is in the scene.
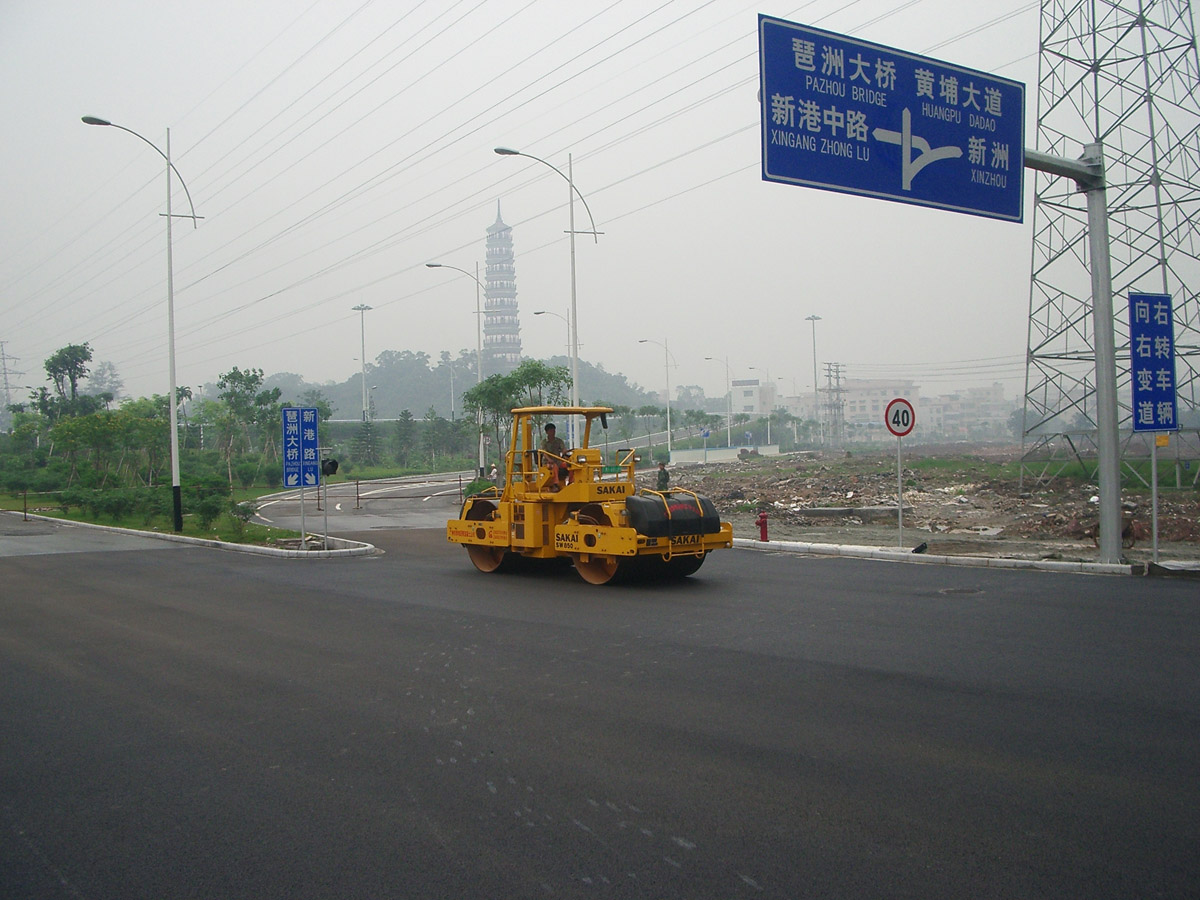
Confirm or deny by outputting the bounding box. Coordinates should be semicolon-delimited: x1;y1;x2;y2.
596;484;628;495
670;534;702;546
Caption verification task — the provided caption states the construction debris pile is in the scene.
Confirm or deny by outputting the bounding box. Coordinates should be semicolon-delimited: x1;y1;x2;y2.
662;446;1200;559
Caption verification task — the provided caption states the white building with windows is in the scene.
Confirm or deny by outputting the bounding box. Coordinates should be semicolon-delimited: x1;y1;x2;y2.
730;378;776;416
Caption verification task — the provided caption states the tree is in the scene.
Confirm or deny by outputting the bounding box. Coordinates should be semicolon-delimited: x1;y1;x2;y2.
6;410;47;458
253;386;284;461
85;360;124;400
299;389;333;421
422;407;458;463
510;360;571;407
605;404;633;442
394;409;417;466
216;367;268;487
675;384;707;410
37;344;109;421
462;360;571;457
45;343;92;403
119;397;170;485
352;420;380;467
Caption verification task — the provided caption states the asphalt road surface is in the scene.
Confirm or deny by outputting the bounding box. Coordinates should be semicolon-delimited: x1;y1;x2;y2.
254;474;469;533
2;516;1198;899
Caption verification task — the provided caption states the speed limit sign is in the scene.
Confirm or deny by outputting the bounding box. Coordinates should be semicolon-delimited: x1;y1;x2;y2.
885;398;915;438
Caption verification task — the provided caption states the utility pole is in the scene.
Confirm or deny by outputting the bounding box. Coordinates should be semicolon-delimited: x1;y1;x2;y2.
0;341;23;431
1022;0;1200;561
824;362;846;448
352;304;372;421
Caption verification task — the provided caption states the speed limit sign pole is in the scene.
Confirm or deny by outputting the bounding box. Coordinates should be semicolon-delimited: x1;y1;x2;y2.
885;398;916;548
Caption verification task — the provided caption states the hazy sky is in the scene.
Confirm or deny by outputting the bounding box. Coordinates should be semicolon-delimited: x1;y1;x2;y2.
0;0;1045;409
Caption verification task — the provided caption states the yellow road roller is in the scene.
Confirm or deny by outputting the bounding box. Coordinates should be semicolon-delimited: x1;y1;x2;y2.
447;406;733;584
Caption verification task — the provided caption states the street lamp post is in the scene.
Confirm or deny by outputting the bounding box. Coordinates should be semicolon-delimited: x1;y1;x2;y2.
533;309;570;360
82;115;200;533
426;262;486;475
638;339;673;456
352;304;372;421
806;314;822;445
494;147;600;446
704;355;732;448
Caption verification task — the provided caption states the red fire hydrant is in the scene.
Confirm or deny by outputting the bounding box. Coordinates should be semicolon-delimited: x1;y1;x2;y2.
755;510;769;542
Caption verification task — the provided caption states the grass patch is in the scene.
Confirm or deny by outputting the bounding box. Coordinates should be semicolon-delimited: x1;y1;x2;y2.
2;491;295;547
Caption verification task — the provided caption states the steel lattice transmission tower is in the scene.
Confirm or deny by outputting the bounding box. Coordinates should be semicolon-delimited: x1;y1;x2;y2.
1023;0;1200;486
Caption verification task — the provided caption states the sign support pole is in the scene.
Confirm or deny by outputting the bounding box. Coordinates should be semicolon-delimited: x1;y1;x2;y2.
320;445;330;551
884;397;914;546
896;436;904;548
1083;145;1122;565
1025;146;1121;563
1151;440;1159;563
298;482;307;549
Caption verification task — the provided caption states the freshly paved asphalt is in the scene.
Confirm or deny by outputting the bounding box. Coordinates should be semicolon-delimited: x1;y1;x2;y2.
2;515;1198;899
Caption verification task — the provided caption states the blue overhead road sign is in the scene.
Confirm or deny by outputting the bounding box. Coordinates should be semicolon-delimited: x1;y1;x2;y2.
759;15;1024;221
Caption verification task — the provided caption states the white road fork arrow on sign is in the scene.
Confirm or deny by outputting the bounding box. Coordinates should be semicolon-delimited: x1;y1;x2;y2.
873;108;963;191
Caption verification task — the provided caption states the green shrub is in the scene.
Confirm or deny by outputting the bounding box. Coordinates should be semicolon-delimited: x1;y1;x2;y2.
58;488;86;514
139;488;172;525
195;494;225;529
191;473;229;500
87;490;136;523
227;500;256;538
235;459;259;490
464;478;496;497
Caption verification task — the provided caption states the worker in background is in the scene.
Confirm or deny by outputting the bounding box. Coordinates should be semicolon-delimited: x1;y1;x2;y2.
656;460;670;491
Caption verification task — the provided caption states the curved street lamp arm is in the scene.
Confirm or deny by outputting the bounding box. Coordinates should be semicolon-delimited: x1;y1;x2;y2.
639;338;677;367
496;149;599;243
426;262;485;291
82;117;200;227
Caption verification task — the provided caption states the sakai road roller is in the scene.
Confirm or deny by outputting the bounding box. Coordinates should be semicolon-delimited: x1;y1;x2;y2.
447;406;733;584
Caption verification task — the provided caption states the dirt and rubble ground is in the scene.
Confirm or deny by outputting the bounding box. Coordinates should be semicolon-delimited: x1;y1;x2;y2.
662;445;1200;565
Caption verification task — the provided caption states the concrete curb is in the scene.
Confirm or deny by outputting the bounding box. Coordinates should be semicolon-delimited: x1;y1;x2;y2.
4;511;378;559
732;537;1140;576
8;508;1184;575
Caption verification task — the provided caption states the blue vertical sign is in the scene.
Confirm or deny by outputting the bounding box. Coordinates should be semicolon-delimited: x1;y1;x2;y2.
1128;293;1178;432
759;14;1024;221
282;407;320;486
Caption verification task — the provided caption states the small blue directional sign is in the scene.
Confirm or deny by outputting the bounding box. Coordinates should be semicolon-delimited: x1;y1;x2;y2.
1128;293;1178;432
282;407;320;487
759;15;1024;221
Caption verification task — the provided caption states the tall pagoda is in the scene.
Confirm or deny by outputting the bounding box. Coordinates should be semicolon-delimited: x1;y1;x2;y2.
483;203;520;377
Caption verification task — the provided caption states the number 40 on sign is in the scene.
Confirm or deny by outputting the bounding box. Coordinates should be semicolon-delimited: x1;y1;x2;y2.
886;397;916;438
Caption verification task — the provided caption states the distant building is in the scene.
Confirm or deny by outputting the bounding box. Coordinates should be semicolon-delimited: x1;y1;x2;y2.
483;202;520;377
919;382;1011;439
843;379;919;442
731;378;776;416
779;377;1016;443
